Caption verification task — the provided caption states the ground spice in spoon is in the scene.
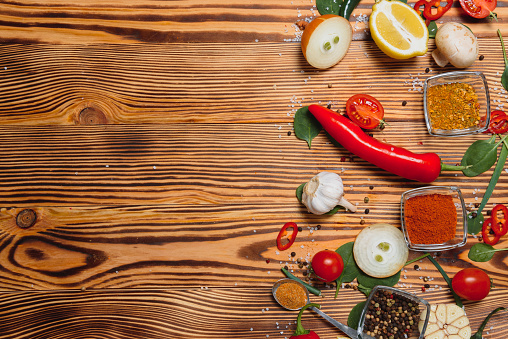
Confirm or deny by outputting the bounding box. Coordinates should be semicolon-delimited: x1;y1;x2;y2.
405;193;457;244
275;281;308;310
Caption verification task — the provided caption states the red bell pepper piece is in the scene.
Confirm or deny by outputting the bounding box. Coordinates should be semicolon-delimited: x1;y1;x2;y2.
308;105;464;183
276;222;299;251
491;204;508;236
424;0;454;20
482;217;501;245
290;303;321;339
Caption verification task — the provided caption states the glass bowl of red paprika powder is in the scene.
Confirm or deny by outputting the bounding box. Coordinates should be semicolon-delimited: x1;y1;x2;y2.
400;186;467;251
423;71;490;137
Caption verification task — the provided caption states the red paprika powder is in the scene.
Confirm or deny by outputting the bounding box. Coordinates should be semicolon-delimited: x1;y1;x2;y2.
405;193;457;244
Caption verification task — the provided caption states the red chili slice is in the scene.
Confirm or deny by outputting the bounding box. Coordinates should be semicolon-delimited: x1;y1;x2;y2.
482;110;508;134
276;222;299;251
482;217;501;245
424;0;453;20
491;204;508;236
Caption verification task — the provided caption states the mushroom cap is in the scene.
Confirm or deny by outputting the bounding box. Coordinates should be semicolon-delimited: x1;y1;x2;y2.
435;22;478;68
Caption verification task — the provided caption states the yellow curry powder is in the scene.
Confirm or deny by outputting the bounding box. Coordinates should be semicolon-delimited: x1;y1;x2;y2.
427;82;481;130
275;281;307;309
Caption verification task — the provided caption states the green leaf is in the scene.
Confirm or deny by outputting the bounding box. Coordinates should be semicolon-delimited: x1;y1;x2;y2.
336;242;360;283
356;270;401;289
468;243;497;262
474;141;508;215
428;20;438;38
461;137;499;177
317;0;342;15
339;0;360;20
467;212;484;235
347;301;366;330
334;242;361;297
294;106;322;149
296;183;305;203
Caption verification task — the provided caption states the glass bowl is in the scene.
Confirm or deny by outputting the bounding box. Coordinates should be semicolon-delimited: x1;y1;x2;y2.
423;71;490;136
401;186;467;251
357;286;430;339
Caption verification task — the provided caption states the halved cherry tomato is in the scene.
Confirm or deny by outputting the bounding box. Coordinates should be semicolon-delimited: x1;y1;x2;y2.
482;217;501;245
491;204;508;236
345;94;385;129
459;0;497;20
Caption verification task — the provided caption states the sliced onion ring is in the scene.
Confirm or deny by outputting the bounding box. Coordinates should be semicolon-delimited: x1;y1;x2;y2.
353;223;409;278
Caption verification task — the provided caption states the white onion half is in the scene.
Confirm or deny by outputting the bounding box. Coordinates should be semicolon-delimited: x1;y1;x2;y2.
301;14;353;69
353;223;409;278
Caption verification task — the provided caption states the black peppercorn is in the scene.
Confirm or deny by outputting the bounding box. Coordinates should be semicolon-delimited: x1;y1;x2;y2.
479;55;485;60
298;227;302;232
365;208;370;214
424;283;430;288
402;101;407;106
360;220;366;225
291;252;296;257
414;264;419;270
369;185;374;190
327;104;332;109
287;131;292;136
316;225;321;230
425;67;430;73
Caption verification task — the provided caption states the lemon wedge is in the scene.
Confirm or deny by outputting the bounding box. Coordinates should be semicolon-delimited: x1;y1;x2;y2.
369;0;429;59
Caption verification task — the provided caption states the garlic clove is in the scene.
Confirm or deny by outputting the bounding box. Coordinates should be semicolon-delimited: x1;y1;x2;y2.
446;305;463;324
458;326;471;338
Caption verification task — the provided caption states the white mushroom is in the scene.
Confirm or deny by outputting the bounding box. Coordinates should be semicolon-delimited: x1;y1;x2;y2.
432;22;478;68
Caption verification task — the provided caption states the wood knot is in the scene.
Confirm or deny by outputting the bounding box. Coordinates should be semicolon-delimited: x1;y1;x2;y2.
78;107;107;125
16;209;37;229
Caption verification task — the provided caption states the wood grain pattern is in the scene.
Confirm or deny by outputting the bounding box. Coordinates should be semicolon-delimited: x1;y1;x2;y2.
0;1;507;44
0;0;508;337
0;204;507;291
0;41;507;125
0;288;506;338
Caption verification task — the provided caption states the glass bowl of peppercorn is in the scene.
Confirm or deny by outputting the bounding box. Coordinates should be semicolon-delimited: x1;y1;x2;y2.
400;186;468;251
357;285;431;339
423;71;490;136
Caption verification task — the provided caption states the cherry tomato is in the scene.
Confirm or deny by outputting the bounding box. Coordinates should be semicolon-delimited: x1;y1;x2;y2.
459;0;497;19
345;94;385;129
311;250;344;283
452;268;491;301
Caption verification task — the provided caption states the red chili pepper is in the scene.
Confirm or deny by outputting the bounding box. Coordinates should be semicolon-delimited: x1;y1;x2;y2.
424;0;453;20
491;204;508;236
482;217;501;245
276;222;299;251
414;0;452;25
487;110;508;134
308;105;463;183
290;303;321;339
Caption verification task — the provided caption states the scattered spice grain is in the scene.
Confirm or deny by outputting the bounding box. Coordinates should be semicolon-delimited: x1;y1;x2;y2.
427;82;481;130
287;131;292;136
402;100;407;106
405;193;457;244
275;281;308;310
479;55;485;60
364;197;370;203
425;67;430;73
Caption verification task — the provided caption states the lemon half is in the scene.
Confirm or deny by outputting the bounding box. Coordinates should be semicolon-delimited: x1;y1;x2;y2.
369;0;429;59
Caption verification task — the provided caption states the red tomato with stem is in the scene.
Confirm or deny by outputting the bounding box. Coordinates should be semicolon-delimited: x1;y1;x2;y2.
346;94;385;129
452;268;491;301
459;0;497;19
311;250;344;283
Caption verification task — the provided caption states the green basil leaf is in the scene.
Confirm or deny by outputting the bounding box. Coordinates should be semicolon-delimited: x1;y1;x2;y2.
356;270;401;289
347;301;366;330
340;0;360;20
335;242;360;283
296;183;305;203
317;0;342;15
294;106;322;149
461;138;498;177
428;20;438;38
467;212;484;235
468;243;496;262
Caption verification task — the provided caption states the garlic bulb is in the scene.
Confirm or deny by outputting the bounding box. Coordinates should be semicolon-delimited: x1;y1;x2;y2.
302;172;357;214
419;304;471;339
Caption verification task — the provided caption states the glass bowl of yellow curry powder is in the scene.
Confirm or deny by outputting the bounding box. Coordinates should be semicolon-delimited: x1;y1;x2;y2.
401;186;468;251
423;71;490;136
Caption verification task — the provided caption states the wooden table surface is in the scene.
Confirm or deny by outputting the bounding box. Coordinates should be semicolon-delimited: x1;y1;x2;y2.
0;1;507;338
